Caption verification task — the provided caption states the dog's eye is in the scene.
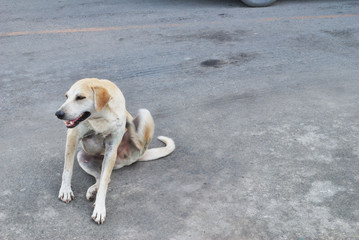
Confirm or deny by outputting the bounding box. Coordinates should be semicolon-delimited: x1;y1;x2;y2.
76;96;86;101
65;94;68;99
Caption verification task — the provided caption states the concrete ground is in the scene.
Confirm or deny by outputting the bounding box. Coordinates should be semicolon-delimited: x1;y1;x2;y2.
1;0;359;239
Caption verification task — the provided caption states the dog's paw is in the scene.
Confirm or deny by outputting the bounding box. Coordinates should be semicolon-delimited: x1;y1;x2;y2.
58;186;75;203
86;184;98;201
92;203;106;224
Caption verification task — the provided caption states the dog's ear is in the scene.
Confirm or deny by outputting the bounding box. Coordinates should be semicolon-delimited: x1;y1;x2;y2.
91;86;110;111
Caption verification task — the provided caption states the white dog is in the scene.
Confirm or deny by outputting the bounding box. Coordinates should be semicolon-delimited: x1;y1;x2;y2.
55;78;175;224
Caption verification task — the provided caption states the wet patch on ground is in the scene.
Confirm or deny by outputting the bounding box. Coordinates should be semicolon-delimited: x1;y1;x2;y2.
200;59;226;68
200;52;257;68
322;29;354;38
168;29;249;43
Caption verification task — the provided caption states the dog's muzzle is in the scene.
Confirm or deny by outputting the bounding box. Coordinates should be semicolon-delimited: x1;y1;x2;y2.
55;111;91;128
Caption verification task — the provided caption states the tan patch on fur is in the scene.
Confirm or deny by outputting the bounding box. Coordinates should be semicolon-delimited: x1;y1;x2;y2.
144;125;152;142
144;124;154;149
92;86;110;111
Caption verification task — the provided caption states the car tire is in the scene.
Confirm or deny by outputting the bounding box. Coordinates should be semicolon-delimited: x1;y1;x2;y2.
241;0;277;7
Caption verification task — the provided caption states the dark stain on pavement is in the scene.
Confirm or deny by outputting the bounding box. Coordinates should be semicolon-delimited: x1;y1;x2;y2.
197;31;235;42
228;52;257;65
168;30;248;43
322;29;354;39
202;92;256;109
294;29;359;53
322;29;359;48
200;52;257;68
200;59;226;68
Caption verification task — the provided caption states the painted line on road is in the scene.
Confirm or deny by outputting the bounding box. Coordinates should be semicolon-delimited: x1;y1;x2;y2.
262;14;359;22
0;14;358;38
0;23;183;37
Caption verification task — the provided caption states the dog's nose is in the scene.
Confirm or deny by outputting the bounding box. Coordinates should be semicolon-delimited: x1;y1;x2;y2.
55;110;65;119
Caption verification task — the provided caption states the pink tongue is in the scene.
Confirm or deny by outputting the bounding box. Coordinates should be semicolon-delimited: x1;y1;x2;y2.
65;114;82;126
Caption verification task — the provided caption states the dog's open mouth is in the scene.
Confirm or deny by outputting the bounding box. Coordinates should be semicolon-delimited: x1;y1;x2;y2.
65;112;91;128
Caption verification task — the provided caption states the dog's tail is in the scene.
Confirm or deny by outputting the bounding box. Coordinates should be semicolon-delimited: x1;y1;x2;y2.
139;136;175;161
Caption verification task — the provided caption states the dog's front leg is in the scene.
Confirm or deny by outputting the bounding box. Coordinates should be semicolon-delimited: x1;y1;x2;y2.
91;133;123;224
58;128;79;203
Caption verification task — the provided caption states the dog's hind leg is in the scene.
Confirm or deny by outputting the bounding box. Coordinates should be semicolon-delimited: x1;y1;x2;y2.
77;150;103;201
130;109;155;154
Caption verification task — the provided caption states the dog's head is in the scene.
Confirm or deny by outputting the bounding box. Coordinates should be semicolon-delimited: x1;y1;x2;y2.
55;78;110;128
